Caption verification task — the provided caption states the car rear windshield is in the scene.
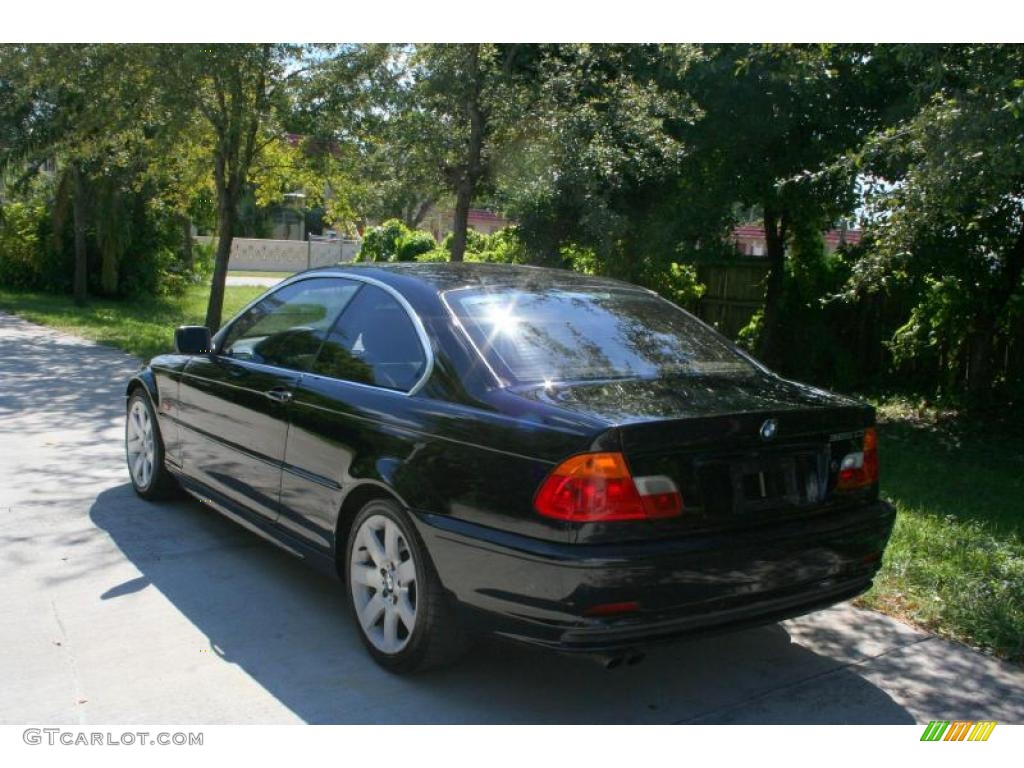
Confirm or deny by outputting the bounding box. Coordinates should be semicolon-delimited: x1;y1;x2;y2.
445;286;757;385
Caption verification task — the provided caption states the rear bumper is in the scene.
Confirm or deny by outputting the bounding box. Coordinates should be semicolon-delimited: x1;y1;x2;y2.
411;500;896;653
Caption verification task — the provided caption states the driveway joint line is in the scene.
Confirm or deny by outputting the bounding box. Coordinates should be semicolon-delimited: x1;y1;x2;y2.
50;598;87;725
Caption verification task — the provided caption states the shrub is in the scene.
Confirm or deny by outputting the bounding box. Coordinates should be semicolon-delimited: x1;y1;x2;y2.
645;262;705;310
414;248;450;263
2;178;210;299
418;227;529;264
736;308;763;352
119;245;181;297
439;228;491;259
473;227;529;264
553;242;707;313
0;200;47;289
0;198;70;292
395;229;437;262
357;219;408;263
190;237;216;282
560;243;599;274
736;246;865;387
108;195;190;297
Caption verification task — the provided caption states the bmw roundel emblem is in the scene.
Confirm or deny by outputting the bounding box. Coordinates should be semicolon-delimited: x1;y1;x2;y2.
760;418;778;441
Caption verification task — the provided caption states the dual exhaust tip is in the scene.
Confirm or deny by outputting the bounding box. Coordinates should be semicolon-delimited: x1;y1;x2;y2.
592;648;646;670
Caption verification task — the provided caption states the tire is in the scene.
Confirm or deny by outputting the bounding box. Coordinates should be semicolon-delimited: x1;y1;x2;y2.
125;390;178;500
345;498;467;673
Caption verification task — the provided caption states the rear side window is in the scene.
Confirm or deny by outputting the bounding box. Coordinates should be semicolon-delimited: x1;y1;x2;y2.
221;278;360;371
313;284;427;392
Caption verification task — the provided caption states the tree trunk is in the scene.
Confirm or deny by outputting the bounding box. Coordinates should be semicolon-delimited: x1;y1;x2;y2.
449;45;485;263
205;197;234;333
450;184;473;263
181;213;193;271
100;249;118;296
757;205;787;365
966;319;996;401
71;163;88;307
201;46;269;331
406;198;436;229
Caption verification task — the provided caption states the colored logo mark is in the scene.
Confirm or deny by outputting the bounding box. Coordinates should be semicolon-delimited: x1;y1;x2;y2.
920;720;996;742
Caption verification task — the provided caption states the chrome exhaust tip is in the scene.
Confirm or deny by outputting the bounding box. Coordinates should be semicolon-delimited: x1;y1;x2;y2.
590;648;644;669
625;650;646;666
589;652;624;669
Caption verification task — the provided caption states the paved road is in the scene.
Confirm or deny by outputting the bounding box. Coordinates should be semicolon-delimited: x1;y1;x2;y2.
1;311;1022;724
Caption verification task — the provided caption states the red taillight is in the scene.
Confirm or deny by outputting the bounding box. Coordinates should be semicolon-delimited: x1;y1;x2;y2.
583;601;640;617
633;475;685;518
837;427;879;490
533;452;683;522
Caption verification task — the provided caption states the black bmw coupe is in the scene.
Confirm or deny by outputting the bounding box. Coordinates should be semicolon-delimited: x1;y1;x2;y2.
125;262;894;672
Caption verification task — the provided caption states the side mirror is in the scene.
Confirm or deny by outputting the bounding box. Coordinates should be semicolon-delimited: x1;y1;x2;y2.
174;325;213;355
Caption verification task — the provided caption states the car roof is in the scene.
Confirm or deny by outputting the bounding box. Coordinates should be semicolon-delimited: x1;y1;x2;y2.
302;261;646;295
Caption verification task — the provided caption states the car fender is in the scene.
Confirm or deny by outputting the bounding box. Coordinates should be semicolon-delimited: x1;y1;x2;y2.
126;367;159;408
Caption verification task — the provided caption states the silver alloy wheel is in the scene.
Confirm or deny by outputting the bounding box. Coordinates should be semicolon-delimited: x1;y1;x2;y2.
126;399;155;490
350;514;418;654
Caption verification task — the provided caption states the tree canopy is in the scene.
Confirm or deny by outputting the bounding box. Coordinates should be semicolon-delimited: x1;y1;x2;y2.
1;43;1022;406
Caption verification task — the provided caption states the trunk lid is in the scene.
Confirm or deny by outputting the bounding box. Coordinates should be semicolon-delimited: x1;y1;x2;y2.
514;374;876;542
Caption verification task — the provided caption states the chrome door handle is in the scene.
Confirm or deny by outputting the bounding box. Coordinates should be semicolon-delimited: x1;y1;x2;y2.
265;388;293;403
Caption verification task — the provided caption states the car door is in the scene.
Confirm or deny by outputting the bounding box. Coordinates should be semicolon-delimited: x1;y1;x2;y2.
177;277;361;522
278;282;430;550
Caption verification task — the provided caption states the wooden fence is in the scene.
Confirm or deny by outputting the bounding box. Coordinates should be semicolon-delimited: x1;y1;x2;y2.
695;260;769;338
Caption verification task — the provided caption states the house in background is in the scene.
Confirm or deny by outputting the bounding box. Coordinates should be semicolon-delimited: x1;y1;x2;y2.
731;224;862;256
420;207;510;241
266;206;306;241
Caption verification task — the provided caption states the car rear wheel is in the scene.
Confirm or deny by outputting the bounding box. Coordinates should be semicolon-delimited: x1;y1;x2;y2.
125;391;177;500
346;499;466;672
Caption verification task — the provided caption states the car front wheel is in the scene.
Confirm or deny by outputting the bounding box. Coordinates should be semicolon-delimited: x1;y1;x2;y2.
125;390;177;500
346;499;466;672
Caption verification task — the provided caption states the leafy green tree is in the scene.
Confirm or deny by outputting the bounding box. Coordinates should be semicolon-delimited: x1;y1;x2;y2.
679;44;909;364
499;45;699;281
407;44;541;261
854;44;1024;400
0;44;155;302
150;44;303;331
295;45;444;230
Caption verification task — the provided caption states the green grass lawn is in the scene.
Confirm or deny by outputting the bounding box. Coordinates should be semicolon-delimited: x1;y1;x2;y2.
0;283;267;361
0;285;1021;662
860;400;1024;662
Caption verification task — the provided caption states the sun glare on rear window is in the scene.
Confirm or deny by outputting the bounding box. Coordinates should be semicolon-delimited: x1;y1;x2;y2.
446;287;756;386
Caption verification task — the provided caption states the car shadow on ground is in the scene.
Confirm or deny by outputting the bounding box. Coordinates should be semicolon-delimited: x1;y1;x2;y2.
89;484;918;724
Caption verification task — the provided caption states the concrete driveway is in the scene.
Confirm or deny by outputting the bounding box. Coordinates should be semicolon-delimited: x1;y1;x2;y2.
1;311;1022;725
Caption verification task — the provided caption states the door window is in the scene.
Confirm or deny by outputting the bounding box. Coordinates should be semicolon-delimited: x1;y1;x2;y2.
312;284;427;392
221;278;360;371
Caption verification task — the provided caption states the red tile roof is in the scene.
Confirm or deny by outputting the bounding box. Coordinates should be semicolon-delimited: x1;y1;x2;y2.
732;224;861;246
467;209;508;224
